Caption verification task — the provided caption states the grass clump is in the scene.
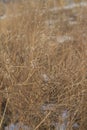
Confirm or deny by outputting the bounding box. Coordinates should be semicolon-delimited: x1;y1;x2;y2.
0;1;87;130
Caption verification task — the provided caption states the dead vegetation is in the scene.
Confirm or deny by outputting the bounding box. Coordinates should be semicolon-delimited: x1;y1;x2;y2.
0;0;87;130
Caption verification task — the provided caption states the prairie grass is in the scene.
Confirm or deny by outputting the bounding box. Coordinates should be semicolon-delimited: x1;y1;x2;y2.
0;0;87;130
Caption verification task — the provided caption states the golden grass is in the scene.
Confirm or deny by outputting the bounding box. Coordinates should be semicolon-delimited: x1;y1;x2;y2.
0;1;87;130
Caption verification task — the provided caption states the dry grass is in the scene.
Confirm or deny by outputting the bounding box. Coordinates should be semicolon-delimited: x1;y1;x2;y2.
0;0;87;130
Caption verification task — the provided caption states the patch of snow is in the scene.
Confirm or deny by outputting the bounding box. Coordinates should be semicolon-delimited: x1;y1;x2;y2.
51;110;68;130
5;123;15;130
0;10;29;20
62;110;68;120
41;103;55;111
41;73;50;82
73;123;79;129
50;2;87;12
5;122;31;130
69;20;77;25
57;35;73;43
54;122;67;130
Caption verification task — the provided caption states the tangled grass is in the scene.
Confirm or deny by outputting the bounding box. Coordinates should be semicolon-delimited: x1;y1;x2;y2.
0;0;87;130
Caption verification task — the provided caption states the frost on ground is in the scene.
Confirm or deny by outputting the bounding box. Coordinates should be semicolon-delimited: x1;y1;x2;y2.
5;122;31;130
50;1;87;12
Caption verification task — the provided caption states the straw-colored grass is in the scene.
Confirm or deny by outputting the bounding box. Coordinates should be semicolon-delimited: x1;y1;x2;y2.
0;0;87;130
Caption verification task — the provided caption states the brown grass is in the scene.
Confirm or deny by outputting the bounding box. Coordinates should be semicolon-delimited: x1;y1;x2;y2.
0;0;87;130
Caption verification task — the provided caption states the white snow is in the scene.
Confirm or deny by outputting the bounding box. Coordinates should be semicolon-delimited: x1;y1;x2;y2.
41;103;55;111
0;2;87;21
42;73;50;82
50;2;87;12
57;35;73;43
73;123;79;129
5;122;31;130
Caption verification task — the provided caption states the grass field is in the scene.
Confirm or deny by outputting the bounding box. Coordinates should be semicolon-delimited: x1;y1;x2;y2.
0;0;87;130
